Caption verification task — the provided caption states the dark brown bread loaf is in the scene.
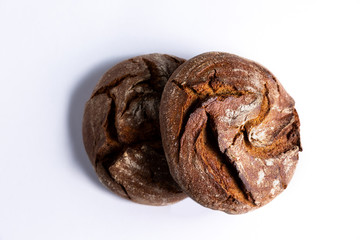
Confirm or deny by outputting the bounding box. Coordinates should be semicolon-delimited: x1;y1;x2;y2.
160;52;301;213
82;54;187;205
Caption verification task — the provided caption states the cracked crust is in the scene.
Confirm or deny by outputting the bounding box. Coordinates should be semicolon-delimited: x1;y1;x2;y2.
82;54;187;205
159;52;301;214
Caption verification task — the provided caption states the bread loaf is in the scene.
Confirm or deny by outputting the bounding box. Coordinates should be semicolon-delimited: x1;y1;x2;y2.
159;52;301;213
82;54;187;205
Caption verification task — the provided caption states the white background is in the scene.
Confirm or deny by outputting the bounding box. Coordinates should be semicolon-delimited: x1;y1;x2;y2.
1;0;359;239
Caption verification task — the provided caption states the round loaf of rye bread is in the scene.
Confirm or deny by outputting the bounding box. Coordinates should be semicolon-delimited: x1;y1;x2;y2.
82;54;187;205
159;52;301;213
